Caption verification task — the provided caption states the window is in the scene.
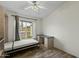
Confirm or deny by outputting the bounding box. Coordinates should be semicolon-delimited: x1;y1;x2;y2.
19;20;33;39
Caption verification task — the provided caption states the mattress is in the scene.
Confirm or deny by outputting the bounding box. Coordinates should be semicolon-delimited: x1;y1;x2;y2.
4;39;39;51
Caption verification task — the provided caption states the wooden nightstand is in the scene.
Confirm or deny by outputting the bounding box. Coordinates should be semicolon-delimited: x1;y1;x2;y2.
36;34;44;44
44;36;54;49
37;34;54;49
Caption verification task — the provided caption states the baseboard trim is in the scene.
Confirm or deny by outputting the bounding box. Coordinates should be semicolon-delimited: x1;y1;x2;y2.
54;47;77;58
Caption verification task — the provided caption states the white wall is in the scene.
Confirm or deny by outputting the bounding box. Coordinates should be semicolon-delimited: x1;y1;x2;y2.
42;2;79;57
6;11;42;42
36;19;43;34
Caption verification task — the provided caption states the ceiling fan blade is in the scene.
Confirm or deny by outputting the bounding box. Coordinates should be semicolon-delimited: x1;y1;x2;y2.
38;6;46;9
27;1;33;5
24;6;32;10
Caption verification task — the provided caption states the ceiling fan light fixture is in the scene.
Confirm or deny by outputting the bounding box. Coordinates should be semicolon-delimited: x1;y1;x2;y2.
24;1;46;11
32;5;39;11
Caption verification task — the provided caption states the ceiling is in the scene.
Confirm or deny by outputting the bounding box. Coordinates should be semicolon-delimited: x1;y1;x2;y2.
0;1;64;19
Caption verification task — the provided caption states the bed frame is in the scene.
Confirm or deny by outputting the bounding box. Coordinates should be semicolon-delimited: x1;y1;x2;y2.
4;43;40;57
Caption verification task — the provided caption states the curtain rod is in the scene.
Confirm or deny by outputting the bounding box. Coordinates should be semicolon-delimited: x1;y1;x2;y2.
11;15;38;21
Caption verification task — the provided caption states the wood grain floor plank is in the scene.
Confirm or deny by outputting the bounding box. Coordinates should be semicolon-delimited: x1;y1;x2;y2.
9;45;76;58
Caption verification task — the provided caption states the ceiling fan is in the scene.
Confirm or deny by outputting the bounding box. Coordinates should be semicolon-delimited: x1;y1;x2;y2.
24;1;46;11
